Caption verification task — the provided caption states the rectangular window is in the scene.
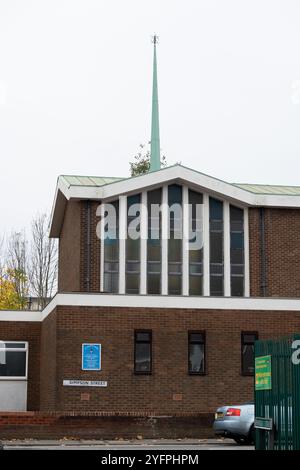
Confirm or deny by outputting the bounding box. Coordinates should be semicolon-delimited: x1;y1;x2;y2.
147;188;162;294
188;331;205;375
103;200;119;293
209;198;224;296
230;205;245;296
134;330;152;374
241;332;258;376
168;184;182;295
0;341;28;379
126;194;141;294
189;190;203;295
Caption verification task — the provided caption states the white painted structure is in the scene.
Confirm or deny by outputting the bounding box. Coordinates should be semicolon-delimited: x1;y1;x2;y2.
0;341;28;411
2;293;300;324
0;381;28;411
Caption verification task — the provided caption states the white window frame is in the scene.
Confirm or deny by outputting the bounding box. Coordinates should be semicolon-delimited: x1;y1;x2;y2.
140;191;148;295
119;195;127;294
0;341;28;381
100;202;105;293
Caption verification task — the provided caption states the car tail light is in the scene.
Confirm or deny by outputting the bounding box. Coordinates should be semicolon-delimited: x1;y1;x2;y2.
226;408;241;416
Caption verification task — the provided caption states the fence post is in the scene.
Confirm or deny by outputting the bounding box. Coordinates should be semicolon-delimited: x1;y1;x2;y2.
268;425;275;450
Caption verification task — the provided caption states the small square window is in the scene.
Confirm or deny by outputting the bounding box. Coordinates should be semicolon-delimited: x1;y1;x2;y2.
241;332;258;376
134;331;152;374
188;331;206;375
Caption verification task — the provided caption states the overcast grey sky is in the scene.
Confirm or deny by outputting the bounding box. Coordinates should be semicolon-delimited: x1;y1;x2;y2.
1;0;300;233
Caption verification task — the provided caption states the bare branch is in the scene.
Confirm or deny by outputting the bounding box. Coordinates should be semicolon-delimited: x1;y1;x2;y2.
28;213;58;309
6;230;28;308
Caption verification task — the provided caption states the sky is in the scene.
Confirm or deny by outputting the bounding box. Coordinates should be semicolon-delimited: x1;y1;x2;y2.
1;0;300;233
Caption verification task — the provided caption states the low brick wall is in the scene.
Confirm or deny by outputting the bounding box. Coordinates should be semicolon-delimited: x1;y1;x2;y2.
0;412;214;440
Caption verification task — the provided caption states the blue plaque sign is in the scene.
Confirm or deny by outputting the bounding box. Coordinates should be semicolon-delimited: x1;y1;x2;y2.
82;344;101;371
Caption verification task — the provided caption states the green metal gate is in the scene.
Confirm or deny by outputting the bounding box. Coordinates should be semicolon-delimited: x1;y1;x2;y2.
255;335;300;450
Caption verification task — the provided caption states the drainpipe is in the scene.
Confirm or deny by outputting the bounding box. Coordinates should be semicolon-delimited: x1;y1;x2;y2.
85;200;91;292
259;207;267;296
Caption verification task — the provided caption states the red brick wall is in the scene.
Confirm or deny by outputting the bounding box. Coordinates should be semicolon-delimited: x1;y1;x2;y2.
264;208;300;297
57;202;300;298
0;322;41;410
80;201;101;292
58;200;81;292
2;305;300;418
0;411;213;440
38;305;300;414
40;310;57;411
249;208;300;297
58;200;101;293
249;208;261;296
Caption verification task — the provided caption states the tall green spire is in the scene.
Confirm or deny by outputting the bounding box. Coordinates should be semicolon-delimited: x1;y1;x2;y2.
150;35;161;172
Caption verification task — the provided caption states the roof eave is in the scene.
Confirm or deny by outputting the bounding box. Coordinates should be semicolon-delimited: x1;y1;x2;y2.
49;164;300;237
49;178;69;238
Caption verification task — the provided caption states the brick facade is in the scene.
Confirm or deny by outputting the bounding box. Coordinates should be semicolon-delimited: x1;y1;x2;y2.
0;412;213;440
248;208;261;297
249;207;300;297
80;201;101;292
35;305;300;413
40;309;57;411
58;202;300;298
2;193;300;437
264;208;300;297
58;200;101;293
0;322;41;410
58;200;81;292
1;305;300;415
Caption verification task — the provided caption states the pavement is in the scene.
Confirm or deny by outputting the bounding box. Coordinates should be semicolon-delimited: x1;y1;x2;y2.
0;438;254;450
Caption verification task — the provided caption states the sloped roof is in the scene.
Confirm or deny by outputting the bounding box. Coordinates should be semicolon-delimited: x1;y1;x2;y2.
60;170;300;196
50;164;300;238
60;175;124;187
233;183;300;196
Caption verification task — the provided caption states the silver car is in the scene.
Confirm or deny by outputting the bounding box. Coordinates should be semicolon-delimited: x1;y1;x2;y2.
213;401;255;445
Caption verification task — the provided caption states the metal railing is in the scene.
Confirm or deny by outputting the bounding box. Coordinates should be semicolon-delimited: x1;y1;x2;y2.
255;335;300;450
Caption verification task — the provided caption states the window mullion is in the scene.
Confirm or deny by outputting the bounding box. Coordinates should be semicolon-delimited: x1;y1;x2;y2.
119;195;127;294
140;191;147;295
203;193;210;296
224;201;231;296
161;185;168;295
182;185;189;296
244;207;250;297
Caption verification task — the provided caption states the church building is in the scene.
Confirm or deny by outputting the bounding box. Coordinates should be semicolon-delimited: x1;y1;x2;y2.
1;38;300;437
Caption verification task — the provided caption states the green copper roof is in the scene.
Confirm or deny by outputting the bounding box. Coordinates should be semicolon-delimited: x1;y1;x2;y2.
150;36;161;172
59;166;300;196
233;183;300;196
61;175;124;187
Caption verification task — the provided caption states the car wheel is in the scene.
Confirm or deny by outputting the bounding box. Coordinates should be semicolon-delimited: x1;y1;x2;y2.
248;425;255;445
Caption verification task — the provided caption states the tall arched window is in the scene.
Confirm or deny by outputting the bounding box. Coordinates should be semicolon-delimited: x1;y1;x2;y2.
189;189;203;295
101;187;247;297
168;184;182;295
209;197;224;296
103;200;119;293
147;188;162;294
126;194;141;294
230;205;244;296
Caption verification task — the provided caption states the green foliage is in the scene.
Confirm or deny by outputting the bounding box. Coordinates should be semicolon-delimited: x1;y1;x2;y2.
130;144;167;177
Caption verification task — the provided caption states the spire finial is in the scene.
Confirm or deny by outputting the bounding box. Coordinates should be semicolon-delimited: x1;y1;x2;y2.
150;35;161;172
152;34;159;45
